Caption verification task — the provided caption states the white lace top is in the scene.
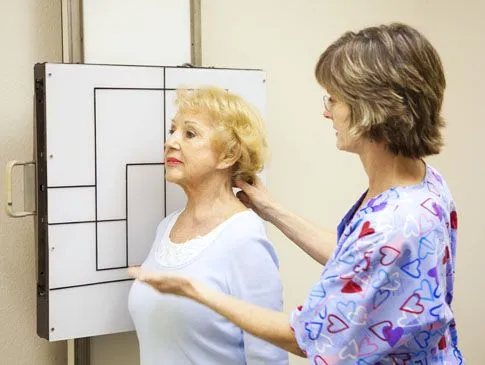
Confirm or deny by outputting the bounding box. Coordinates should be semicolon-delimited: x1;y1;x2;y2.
155;210;249;268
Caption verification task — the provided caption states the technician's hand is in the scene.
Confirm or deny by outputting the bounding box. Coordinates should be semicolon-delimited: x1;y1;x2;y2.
128;266;202;301
235;176;276;222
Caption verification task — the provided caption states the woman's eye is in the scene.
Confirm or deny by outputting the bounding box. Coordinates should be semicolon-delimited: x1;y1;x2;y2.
168;128;175;135
185;130;196;138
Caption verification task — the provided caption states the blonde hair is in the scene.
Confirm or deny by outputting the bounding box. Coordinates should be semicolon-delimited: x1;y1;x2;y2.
315;23;446;158
175;87;267;183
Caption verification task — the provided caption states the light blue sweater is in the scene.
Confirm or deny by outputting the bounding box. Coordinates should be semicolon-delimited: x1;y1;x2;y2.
129;209;289;365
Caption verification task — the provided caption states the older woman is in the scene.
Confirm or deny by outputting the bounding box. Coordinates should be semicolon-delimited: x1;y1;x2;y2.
128;87;289;365
130;23;464;364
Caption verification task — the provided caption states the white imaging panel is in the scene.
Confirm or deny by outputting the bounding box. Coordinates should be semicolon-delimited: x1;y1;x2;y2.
48;187;95;224
95;89;164;221
97;221;126;270
48;224;128;289
165;67;267;118
165;182;187;217
127;164;165;266
49;281;134;340
44;64;164;188
35;63;266;341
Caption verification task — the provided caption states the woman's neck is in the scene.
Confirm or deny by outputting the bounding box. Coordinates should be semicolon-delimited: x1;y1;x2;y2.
180;175;246;224
359;143;426;200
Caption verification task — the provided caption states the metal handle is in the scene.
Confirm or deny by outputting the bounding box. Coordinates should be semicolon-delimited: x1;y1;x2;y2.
5;160;36;217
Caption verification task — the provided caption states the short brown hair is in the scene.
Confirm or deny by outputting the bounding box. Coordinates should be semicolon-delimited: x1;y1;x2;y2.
315;23;446;158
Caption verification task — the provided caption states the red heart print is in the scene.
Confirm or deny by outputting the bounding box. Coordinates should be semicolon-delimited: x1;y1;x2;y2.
400;293;425;314
442;246;450;264
450;211;458;229
327;314;349;333
359;336;379;356
438;335;447;350
379;246;400;266
369;320;393;341
358;221;375;238
313;355;329;365
389;353;411;363
353;255;371;273
342;280;362;293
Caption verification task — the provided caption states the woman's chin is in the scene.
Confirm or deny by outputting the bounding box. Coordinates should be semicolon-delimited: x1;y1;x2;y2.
165;172;183;185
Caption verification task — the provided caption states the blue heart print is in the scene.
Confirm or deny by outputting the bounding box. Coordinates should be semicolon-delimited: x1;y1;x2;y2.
337;301;357;322
372;269;391;289
414;279;434;301
401;258;422;278
418;236;435;260
305;321;323;340
414;330;431;349
373;289;391;309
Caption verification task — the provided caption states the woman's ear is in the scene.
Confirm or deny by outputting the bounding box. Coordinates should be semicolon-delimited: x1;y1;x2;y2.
216;145;241;170
216;153;238;170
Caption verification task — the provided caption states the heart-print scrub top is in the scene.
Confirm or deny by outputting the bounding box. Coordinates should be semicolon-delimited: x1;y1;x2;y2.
290;164;464;365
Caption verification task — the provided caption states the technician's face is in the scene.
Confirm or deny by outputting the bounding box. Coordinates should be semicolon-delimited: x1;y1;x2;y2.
322;91;364;154
164;111;222;186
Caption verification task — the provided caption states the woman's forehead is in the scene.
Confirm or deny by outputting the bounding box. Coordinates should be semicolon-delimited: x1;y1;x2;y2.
172;110;214;128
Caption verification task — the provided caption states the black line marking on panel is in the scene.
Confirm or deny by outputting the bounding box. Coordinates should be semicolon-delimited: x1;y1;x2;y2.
44;62;263;72
126;163;165;166
96;266;128;272
94;88;166;271
124;163;129;267
164;65;263;72
50;278;135;291
95;87;174;91
48;219;126;226
94;88;99;271
163;67;167;219
47;185;96;189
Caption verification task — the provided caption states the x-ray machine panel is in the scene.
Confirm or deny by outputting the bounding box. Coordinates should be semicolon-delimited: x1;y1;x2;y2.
33;63;266;341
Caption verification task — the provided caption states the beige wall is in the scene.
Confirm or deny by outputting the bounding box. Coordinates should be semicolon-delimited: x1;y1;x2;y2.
0;0;66;364
202;1;483;363
1;1;482;364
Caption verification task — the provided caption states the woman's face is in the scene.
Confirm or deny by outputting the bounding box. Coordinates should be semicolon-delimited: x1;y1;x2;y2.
323;92;363;154
164;111;227;187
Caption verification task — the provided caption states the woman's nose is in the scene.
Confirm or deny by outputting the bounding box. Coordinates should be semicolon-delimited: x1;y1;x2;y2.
164;133;180;150
323;109;333;119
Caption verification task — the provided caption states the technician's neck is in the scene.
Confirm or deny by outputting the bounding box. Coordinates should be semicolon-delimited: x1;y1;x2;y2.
359;142;426;199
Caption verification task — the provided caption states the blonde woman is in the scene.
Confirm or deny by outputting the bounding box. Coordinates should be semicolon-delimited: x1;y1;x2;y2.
128;87;288;365
130;23;464;364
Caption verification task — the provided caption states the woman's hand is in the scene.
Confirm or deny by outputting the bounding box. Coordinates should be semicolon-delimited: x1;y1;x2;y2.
129;266;304;357
234;176;277;222
128;266;202;301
